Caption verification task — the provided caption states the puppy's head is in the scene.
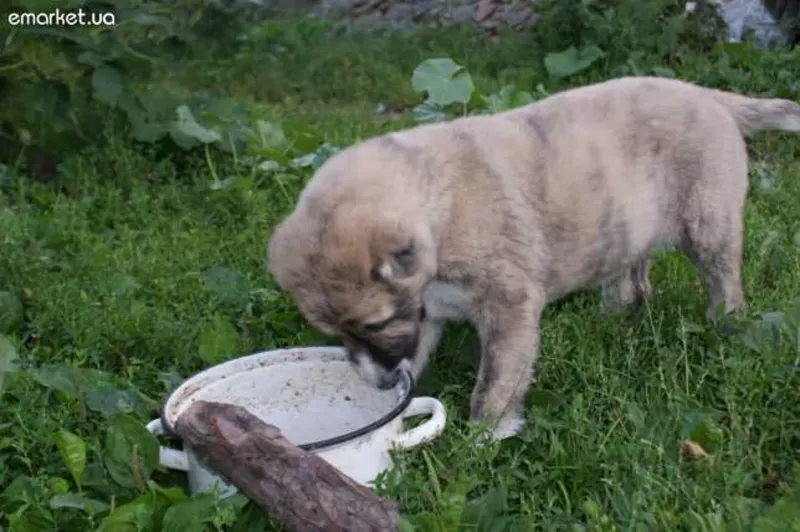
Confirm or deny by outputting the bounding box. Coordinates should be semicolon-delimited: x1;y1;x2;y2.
267;156;437;390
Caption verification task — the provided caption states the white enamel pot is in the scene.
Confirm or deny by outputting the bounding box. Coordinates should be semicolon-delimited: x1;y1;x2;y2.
145;346;446;498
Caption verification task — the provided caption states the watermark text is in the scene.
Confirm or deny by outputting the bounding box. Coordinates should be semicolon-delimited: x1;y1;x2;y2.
8;8;116;27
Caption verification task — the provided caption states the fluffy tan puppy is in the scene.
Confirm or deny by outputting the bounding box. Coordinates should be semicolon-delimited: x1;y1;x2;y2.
266;76;800;441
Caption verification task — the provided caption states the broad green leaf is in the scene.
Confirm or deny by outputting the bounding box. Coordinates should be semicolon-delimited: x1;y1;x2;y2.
741;312;784;354
0;290;23;332
201;266;250;307
460;485;512;530
219;126;250;156
172;105;222;144
76;51;109;68
291;153;317;168
75;369;149;416
255;120;288;150
49;492;109;514
84;386;148;417
209;176;236;191
32;363;79;398
198;314;240;365
484;85;536;113
397;516;416;532
213;493;251;528
508;89;535;108
305;142;338;169
484;86;516;112
0;475;38;506
227;501;275;530
47;476;70;495
281;119;322;154
136;88;178;119
96;488;186;532
584;498;605;521
258;160;281;172
412;101;449;124
651;66;676;77
544;45;606;78
92;64;124;106
161;495;217;532
95;497;157;532
103;413;160;490
149;482;189;505
0;333;19;395
54;429;86;489
160;370;186;396
131;120;168;144
7;508;57;532
411;57;475;106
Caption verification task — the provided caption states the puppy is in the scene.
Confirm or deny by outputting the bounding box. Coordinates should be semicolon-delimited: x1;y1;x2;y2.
266;76;800;441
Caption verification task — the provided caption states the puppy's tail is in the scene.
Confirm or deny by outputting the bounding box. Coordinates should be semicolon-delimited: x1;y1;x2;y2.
708;89;800;135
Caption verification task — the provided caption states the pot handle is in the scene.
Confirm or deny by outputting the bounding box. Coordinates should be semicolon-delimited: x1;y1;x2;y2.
391;396;447;450
146;418;191;472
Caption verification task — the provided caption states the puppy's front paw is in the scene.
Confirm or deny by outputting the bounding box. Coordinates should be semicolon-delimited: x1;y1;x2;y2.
471;415;525;447
492;415;526;440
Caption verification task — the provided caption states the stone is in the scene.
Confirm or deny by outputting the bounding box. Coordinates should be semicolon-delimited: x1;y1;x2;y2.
309;0;542;34
449;4;476;23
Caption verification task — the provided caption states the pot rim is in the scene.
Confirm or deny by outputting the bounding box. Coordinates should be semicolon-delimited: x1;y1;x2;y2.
158;346;415;453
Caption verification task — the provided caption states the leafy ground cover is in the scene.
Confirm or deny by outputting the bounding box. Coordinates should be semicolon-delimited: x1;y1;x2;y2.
2;1;800;530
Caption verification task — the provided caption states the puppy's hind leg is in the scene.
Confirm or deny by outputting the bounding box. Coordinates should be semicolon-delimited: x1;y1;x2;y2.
682;215;745;322
600;256;652;312
470;284;545;442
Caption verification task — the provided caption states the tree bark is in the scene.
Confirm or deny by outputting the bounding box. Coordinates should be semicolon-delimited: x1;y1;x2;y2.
172;400;399;532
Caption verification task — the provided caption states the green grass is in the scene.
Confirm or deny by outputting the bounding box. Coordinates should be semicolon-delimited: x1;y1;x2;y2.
2;11;800;532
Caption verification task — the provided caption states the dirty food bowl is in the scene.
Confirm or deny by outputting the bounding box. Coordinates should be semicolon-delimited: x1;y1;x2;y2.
145;346;446;498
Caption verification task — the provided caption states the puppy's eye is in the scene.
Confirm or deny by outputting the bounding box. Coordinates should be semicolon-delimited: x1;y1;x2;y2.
363;318;392;333
394;245;414;259
393;245;415;266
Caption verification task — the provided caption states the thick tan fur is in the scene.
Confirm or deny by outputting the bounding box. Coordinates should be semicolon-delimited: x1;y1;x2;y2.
267;76;800;441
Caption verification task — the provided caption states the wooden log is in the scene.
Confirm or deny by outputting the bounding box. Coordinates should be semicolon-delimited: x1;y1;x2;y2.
172;400;399;532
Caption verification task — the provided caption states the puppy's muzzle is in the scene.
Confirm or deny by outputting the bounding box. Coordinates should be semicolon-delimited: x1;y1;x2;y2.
348;330;419;390
371;335;417;389
376;367;404;390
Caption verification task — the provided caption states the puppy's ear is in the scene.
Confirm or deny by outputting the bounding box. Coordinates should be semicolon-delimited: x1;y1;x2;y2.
266;216;305;292
373;243;418;283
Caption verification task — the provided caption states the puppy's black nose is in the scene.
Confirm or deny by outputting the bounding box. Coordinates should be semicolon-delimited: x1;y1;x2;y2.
376;368;402;390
